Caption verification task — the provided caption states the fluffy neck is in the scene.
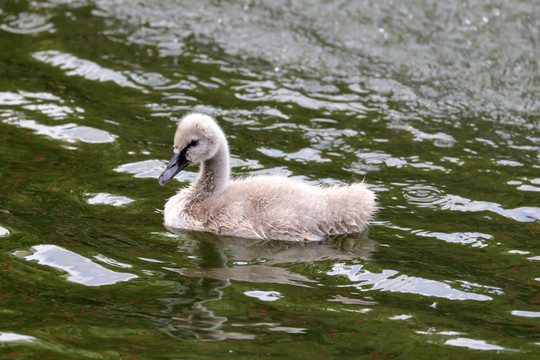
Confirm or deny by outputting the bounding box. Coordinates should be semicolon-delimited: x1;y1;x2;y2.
192;136;230;201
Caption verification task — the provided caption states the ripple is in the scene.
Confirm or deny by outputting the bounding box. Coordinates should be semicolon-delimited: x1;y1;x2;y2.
329;295;377;306
403;185;443;208
301;124;358;151
347;153;448;174
93;254;133;269
234;81;369;113
517;185;540;192
0;12;54;34
90;0;539;127
257;147;330;164
328;263;492;301
0;91;31;105
439;194;540;222
444;338;509;351
128;71;171;88
2;116;117;144
114;159;167;179
167;260;317;287
346;151;399;173
267;326;307;334
511;310;540;318
229;156;264;171
0;226;9;237
22;103;76;120
0;332;37;343
0;91;84;120
508;250;530;255
14;245;137;286
60;125;117;143
496;159;523;167
413;230;492;248
0;91;63;104
244;290;282;302
33;50;145;91
86;192;134;206
366;78;417;102
388;123;456;148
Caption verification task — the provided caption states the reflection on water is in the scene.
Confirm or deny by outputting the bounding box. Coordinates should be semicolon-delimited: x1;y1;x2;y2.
0;11;54;34
156;231;256;341
0;332;37;343
0;226;9;237
3;116;117;144
511;310;540;318
86;192;134;206
444;337;511;351
439;195;540;222
401;183;540;222
167;265;315;288
33;50;146;92
93;254;133;269
167;228;376;264
167;230;377;282
24;121;112;143
157;231;376;340
244;290;283;302
0;90;116;144
412;230;492;248
14;245;137;286
327;263;493;301
114;159;168;178
0;90;79;121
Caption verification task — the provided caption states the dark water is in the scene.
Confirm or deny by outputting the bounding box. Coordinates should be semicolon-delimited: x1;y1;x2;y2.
1;0;539;358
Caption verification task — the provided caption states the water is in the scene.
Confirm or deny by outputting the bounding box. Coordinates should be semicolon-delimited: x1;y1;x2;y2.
0;0;539;358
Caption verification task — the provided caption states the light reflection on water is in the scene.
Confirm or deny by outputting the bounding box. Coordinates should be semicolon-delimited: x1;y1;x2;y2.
3;116;117;144
0;90;116;144
244;290;283;302
0;11;54;35
327;263;493;301
412;230;492;248
15;245;137;286
0;226;9;237
444;337;511;351
401;184;540;222
86;192;134;206
0;332;37;343
33;50;146;92
511;310;540;318
439;195;540;222
0;90;81;120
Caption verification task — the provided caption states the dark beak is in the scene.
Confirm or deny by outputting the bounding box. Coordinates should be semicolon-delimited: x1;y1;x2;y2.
158;151;189;186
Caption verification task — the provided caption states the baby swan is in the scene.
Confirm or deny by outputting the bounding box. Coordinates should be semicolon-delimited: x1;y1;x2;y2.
158;113;376;241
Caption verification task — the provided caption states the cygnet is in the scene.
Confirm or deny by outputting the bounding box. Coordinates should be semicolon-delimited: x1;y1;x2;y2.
158;113;376;241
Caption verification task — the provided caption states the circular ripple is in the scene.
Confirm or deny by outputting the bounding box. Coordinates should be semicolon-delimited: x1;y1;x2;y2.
403;185;443;208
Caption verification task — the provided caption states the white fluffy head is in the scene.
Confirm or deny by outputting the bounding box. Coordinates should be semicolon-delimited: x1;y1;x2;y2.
174;113;226;165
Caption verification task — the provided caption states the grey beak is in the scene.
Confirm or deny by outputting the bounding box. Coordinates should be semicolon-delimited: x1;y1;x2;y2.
158;151;189;186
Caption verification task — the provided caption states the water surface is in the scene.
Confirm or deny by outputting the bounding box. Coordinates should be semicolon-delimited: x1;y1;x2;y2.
0;0;539;358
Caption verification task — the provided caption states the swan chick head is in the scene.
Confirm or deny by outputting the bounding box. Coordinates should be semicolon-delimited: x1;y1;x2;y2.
158;113;224;186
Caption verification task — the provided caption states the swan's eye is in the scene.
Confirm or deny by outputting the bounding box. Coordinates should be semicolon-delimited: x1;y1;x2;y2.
189;139;198;147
